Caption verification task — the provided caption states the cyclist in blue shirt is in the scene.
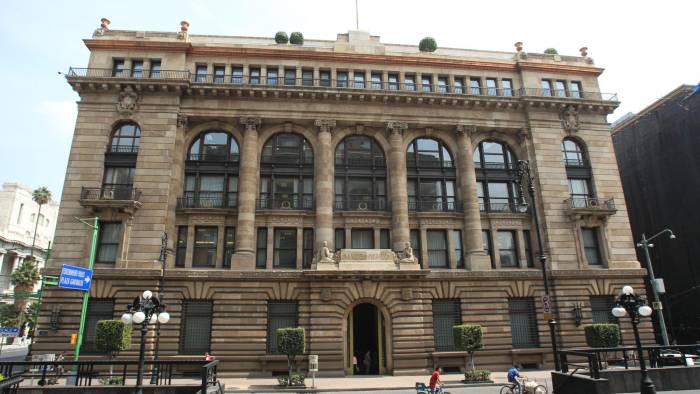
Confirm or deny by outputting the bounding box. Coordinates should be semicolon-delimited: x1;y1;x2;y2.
507;364;526;393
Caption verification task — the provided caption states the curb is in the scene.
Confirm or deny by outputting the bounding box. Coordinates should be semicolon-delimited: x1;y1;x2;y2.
226;381;500;393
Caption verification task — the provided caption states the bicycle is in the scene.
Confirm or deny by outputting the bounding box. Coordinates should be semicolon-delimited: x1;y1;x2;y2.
415;382;451;394
500;377;547;394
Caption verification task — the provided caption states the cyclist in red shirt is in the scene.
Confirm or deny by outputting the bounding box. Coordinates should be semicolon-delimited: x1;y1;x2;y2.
429;367;443;394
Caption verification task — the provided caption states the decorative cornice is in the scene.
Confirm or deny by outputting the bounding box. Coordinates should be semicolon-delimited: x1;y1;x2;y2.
240;117;261;131
386;121;408;135
314;119;336;133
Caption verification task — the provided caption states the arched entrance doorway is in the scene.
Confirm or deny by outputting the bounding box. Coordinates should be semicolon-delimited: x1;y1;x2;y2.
346;302;389;375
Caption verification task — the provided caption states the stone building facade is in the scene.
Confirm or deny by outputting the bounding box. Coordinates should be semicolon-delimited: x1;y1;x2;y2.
36;21;650;375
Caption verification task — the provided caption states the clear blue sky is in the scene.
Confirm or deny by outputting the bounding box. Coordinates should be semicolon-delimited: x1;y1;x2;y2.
1;0;696;199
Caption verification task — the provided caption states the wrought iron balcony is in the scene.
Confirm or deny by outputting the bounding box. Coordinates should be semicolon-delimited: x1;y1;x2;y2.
187;153;240;162
177;192;237;209
256;196;314;210
66;67;190;80
334;198;389;212
565;197;616;217
479;199;521;213
79;186;142;211
406;159;454;169
107;145;139;154
519;88;618;102
335;157;386;168
408;199;463;212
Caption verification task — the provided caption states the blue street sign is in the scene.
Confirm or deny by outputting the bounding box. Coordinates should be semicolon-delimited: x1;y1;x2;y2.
58;264;93;291
0;327;19;337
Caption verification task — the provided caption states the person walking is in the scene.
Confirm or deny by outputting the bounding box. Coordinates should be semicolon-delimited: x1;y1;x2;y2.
353;353;359;374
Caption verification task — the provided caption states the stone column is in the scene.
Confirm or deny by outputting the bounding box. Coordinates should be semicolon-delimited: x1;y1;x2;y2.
455;125;490;270
387;122;410;251
233;117;261;270
314;120;336;252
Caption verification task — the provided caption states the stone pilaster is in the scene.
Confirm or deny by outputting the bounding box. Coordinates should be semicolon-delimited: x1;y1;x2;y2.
387;121;410;251
314;119;336;252
455;125;490;270
232;117;261;270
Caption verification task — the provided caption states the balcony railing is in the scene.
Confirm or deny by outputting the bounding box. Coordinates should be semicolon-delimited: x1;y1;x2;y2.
567;197;616;210
406;159;454;169
257;196;314;210
479;198;519;213
520;88;618;101
408;199;462;212
66;67;190;80
260;155;314;165
336;157;387;168
107;145;139;154
80;186;141;202
564;158;586;167
177;192;237;209
334;197;389;211
187;153;240;162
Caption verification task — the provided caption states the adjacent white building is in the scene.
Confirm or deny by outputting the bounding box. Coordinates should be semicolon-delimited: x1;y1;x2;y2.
0;182;59;294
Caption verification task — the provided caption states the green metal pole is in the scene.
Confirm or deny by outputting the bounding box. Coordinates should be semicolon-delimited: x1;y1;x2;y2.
73;217;99;361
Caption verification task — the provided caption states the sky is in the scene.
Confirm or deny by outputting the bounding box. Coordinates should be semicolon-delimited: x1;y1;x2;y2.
0;0;697;199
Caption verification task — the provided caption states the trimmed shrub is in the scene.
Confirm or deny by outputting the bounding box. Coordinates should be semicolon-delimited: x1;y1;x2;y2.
277;373;305;386
289;32;304;45
419;37;437;52
96;320;132;377
274;31;289;44
453;324;483;370
544;48;559;55
463;369;491;382
277;327;306;385
584;324;621;348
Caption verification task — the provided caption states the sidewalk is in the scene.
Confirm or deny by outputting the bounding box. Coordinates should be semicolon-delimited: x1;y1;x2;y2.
220;369;555;392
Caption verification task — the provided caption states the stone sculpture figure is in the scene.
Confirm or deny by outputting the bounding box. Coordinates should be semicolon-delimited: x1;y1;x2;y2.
398;242;417;263
317;241;336;263
561;105;580;133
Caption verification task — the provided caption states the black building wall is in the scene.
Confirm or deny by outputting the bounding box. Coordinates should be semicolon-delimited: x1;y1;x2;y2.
613;86;700;343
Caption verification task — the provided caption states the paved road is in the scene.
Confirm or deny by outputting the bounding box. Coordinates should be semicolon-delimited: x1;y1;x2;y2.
236;388;700;394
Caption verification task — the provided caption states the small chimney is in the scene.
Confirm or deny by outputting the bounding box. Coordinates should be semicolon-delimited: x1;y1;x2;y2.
579;47;588;57
180;21;190;33
100;18;111;30
514;42;523;52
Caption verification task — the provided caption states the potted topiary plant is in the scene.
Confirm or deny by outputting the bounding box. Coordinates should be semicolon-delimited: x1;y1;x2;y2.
584;323;621;365
289;32;304;45
419;37;437;53
454;324;491;383
277;327;305;386
544;48;559;55
275;31;289;44
96;320;132;384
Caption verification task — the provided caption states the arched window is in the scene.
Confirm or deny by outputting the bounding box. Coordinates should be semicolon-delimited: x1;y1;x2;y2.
334;136;387;211
109;122;140;153
259;133;314;210
561;138;593;207
473;140;518;212
406;138;457;211
180;130;240;209
188;131;240;162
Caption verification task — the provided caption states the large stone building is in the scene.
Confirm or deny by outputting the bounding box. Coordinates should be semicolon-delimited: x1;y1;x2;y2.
36;19;651;375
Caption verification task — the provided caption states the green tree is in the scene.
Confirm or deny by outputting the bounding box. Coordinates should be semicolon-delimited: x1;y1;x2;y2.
277;327;305;385
11;256;40;329
30;187;52;256
453;324;483;371
289;32;304;45
0;304;19;327
96;320;132;377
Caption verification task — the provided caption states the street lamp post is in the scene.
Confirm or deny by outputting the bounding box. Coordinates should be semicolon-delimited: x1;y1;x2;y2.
612;285;656;394
121;290;170;394
513;160;560;371
150;232;168;385
636;229;675;346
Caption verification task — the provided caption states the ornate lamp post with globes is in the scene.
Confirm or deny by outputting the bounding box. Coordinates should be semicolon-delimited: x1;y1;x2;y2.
121;290;170;394
612;285;656;394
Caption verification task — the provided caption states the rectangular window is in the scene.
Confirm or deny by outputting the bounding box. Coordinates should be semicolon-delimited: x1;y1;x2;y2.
470;78;481;95
319;70;331;87
267;301;299;354
371;72;382;89
486;78;497;96
97;222;121;264
335;228;346;250
193;226;217;267
231;66;243;84
249;67;261;84
353;72;365;89
388;73;399;90
404;74;416;91
582;228;602;265
509;298;539;348
213;65;225;84
541;79;553;96
336;71;348;88
523;230;534;268
284;68;296;85
267;67;279;85
149;60;161;78
498;230;519;268
380;229;391;249
421;75;432;92
487;182;512;212
274;228;297;268
302;228;314;269
351;228;374;249
453;230;464;268
437;76;447;93
591;296;616;324
195;64;208;83
302;69;313;86
410;229;422;261
555;80;567;97
432;299;461;351
256;228;268;269
176;226;187;267
223;226;235;268
131;60;144;78
83;299;114;353
483;230;494;268
454;77;464;94
112;59;125;77
502;79;513;96
570;81;583;98
180;301;213;354
427;230;448;268
568;178;590;208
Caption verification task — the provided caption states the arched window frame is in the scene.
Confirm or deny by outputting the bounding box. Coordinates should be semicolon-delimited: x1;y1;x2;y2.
406;138;458;212
334;136;388;211
561;138;587;167
188;131;240;162
561;138;594;207
474;140;519;212
259;133;314;210
109;122;141;153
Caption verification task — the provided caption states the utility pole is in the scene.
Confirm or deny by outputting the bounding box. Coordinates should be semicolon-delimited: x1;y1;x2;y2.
637;229;675;346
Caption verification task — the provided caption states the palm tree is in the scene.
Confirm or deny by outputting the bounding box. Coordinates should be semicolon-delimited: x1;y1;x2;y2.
31;187;52;256
11;256;40;332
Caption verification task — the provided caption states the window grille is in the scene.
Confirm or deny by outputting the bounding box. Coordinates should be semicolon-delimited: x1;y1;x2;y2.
591;296;617;324
180;301;213;354
432;299;461;351
509;298;539;348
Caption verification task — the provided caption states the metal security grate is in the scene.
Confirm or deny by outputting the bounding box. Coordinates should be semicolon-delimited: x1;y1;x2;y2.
432;299;461;351
509;298;540;348
180;301;213;354
267;301;299;354
590;296;617;324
